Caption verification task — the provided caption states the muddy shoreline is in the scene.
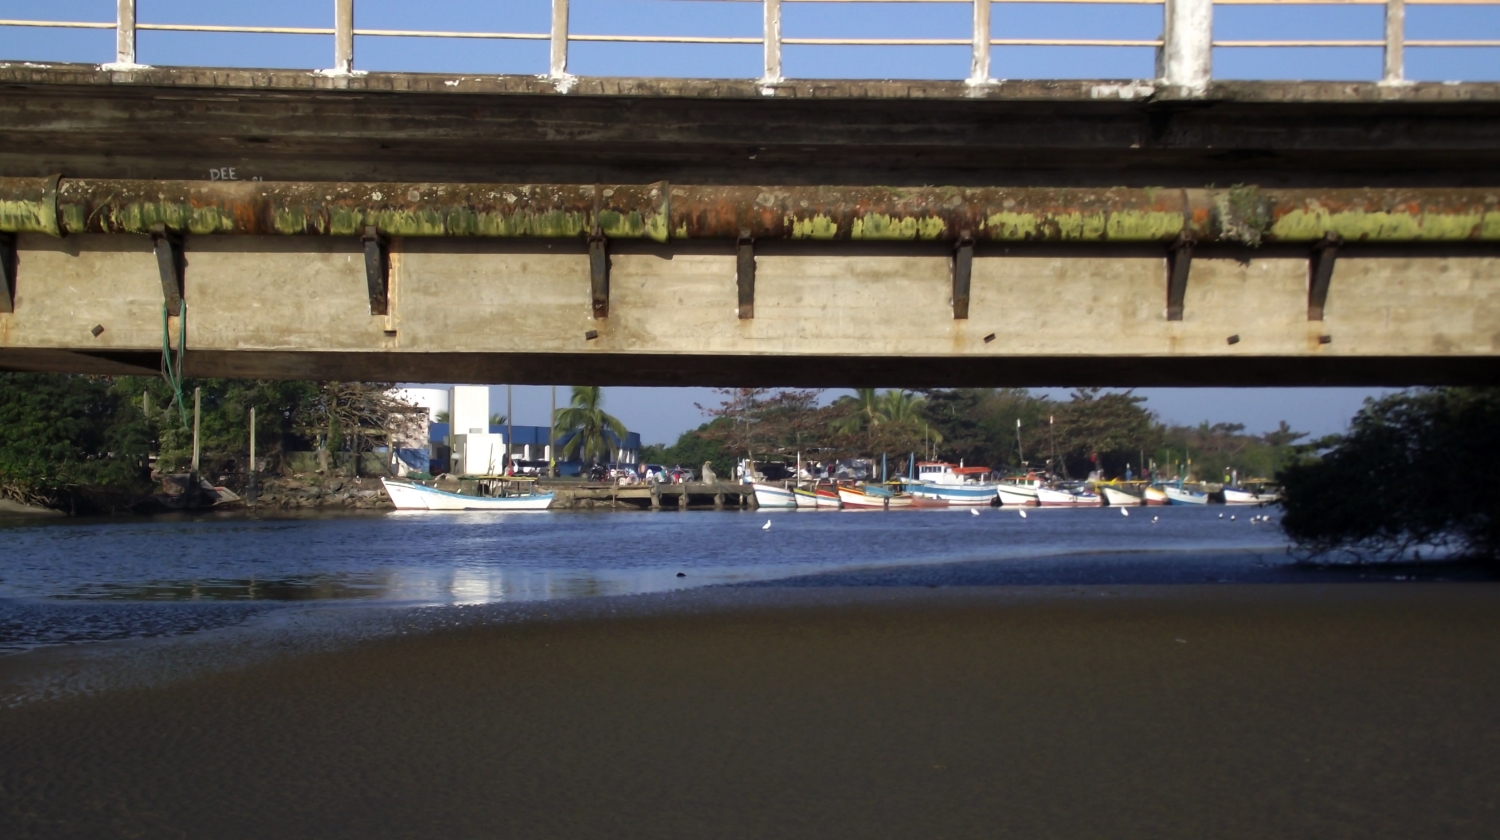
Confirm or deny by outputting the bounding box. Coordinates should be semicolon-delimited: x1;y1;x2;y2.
3;581;1499;839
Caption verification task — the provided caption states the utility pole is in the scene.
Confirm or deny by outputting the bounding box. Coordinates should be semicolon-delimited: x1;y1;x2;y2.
1015;418;1025;467
549;385;557;477
506;384;514;475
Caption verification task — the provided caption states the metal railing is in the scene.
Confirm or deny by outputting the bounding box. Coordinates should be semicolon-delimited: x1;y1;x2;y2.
1;0;1497;91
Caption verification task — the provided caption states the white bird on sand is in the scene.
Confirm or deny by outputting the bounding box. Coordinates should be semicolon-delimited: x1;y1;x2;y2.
1120;508;1129;517
762;519;772;530
1018;509;1028;519
970;508;981;516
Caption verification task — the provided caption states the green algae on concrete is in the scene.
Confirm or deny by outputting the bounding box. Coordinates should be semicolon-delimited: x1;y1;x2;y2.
850;214;948;241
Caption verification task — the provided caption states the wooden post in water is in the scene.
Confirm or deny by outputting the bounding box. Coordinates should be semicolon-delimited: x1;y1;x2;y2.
248;406;257;505
191;386;201;475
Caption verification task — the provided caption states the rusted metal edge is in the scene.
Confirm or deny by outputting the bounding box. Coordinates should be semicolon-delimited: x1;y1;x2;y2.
1;178;1498;245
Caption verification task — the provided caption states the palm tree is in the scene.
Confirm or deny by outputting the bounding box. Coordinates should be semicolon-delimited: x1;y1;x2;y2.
831;388;882;440
553;386;629;465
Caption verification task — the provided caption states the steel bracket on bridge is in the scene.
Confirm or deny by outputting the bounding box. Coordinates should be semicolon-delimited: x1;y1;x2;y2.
1166;233;1194;321
737;231;755;320
589;228;610;319
361;226;390;316
150;224;185;317
1307;233;1341;321
0;232;15;313
952;233;974;320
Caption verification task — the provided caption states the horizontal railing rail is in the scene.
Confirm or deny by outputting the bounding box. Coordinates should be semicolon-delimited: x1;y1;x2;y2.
1;0;1497;91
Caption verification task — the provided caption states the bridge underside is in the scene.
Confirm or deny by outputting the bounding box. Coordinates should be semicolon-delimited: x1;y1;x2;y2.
2;235;1495;387
0;67;1497;386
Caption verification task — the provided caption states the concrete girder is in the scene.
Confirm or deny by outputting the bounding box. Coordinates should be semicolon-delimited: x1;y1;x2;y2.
0;233;1495;388
2;178;1499;246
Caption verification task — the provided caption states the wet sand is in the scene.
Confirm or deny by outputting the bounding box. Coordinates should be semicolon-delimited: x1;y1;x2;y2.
3;583;1499;839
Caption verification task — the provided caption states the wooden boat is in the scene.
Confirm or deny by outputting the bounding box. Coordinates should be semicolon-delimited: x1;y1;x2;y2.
996;484;1039;506
790;486;821;509
813;486;843;509
1164;485;1211;505
752;482;799;509
381;477;554;511
1100;485;1144;506
837;485;888;508
1036;486;1104;507
1223;487;1280;505
861;484;913;508
1143;486;1170;505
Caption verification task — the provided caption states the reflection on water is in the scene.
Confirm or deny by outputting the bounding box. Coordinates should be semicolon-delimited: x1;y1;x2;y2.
0;506;1289;651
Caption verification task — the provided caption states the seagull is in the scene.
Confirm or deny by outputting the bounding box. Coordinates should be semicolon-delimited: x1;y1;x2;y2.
1151;515;1160;524
1230;515;1236;521
1218;513;1224;519
970;508;981;516
762;519;772;530
1018;509;1028;519
1120;508;1130;517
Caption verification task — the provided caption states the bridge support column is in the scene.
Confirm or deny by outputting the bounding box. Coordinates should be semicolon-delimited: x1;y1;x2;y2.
762;0;782;85
1383;0;1406;84
333;0;354;75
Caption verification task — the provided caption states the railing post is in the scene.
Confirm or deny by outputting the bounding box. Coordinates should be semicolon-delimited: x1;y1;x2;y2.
969;0;991;85
334;0;354;74
1383;0;1406;84
551;0;571;79
115;0;136;66
763;0;782;85
1158;0;1212;96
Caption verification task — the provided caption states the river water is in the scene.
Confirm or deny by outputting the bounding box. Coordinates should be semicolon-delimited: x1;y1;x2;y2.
0;505;1291;654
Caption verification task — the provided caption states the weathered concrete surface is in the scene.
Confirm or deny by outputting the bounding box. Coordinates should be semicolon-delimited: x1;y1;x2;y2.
1;235;1494;387
2;64;1499;188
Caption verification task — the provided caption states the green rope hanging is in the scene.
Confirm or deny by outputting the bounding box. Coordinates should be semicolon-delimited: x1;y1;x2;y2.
160;301;189;429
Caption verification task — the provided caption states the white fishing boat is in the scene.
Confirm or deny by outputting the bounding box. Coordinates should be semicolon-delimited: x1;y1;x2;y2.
1164;485;1211;505
381;477;554;511
752;482;799;509
791;487;821;509
1223;487;1280;505
862;484;914;508
1100;485;1144;506
1036;486;1104;507
1143;486;1170;506
996;484;1039;506
837;485;887;508
910;462;1001;505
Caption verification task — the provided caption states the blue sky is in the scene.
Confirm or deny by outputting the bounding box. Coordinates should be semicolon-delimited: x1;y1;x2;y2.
3;1;1493;441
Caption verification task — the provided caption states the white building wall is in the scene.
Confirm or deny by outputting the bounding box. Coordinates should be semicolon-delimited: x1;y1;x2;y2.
450;385;490;437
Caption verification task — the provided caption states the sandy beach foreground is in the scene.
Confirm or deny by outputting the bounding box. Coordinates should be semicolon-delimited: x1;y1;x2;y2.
2;582;1499;839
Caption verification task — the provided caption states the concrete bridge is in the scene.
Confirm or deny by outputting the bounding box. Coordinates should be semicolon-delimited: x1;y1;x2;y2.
0;0;1497;387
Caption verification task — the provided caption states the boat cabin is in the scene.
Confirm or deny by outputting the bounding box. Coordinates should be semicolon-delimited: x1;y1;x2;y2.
916;462;993;486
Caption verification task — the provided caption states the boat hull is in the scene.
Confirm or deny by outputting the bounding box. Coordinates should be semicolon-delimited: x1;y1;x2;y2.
752;483;799;509
1100;486;1144;506
1036;487;1105;507
790;487;821;509
996;485;1039;506
1223;488;1280;505
1164;486;1211;505
911;483;996;505
838;487;887;508
1143;486;1170;505
381;478;554;511
813;489;843;509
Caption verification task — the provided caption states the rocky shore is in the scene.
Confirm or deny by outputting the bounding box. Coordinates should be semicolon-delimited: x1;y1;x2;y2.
247;475;393;511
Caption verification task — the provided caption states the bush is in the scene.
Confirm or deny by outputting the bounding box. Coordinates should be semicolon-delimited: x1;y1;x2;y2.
1278;388;1500;562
